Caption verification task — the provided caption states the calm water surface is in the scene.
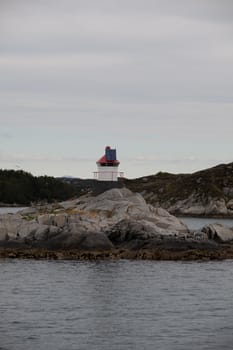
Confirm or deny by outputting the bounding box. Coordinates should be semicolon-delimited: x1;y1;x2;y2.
0;207;27;214
1;259;233;350
1;210;233;349
180;217;233;231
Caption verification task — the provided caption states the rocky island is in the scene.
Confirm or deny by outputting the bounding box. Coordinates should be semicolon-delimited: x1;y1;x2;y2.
1;188;233;261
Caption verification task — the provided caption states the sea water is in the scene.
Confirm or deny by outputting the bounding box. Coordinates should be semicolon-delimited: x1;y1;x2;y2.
180;217;233;231
0;207;27;214
1;210;233;349
1;259;233;350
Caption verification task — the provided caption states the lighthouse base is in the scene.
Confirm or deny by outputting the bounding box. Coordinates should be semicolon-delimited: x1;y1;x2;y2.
94;166;124;181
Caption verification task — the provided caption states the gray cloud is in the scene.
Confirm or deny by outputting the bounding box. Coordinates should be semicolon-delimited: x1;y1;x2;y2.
0;150;94;163
0;132;12;139
2;0;233;21
0;0;232;177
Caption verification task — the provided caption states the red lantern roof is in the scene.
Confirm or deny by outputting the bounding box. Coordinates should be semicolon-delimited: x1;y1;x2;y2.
96;155;120;165
96;146;120;165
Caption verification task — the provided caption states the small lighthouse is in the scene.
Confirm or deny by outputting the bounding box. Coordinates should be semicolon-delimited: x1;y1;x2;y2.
94;146;123;181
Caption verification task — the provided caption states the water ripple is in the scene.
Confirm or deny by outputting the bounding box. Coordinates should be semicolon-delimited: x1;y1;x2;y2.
1;260;233;349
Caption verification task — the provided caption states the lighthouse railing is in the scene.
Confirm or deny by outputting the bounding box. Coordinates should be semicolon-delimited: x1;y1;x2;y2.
93;171;124;180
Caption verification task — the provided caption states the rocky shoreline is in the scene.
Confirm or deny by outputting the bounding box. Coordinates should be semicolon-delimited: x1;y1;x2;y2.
1;245;233;261
176;214;233;218
1;188;233;261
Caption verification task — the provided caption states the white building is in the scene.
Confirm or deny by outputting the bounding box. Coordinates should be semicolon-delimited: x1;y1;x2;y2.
94;146;123;181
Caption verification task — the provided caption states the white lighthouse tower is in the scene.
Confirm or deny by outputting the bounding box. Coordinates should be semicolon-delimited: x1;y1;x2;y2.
94;146;123;181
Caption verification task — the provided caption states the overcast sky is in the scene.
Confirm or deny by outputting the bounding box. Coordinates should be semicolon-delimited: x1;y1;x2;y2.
0;0;233;178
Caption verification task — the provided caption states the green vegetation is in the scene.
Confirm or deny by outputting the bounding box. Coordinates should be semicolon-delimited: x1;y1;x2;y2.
0;170;76;205
1;162;232;208
124;162;233;206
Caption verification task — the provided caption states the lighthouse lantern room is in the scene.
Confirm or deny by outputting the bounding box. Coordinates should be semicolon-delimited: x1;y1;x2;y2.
94;146;122;181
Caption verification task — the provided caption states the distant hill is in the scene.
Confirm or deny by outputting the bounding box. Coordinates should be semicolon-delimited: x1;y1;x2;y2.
1;163;233;216
124;162;233;216
58;177;124;196
0;169;124;205
0;170;76;205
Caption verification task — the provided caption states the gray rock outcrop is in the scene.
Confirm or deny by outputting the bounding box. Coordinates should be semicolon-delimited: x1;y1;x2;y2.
1;188;231;250
167;196;230;216
202;223;233;243
0;188;190;249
